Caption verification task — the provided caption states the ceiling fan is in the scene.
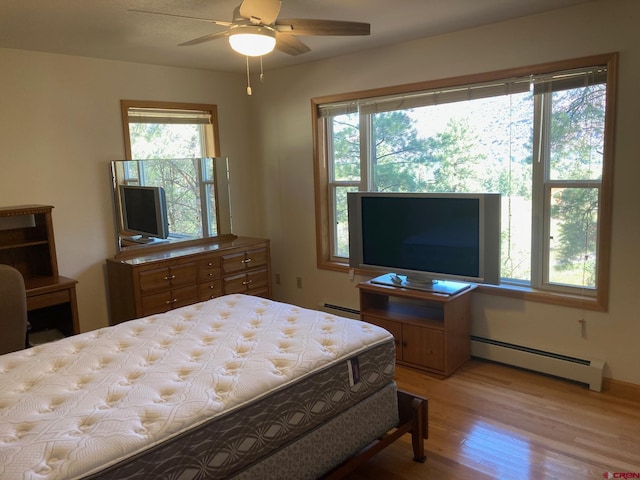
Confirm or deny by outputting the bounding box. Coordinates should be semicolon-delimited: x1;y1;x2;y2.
131;0;371;57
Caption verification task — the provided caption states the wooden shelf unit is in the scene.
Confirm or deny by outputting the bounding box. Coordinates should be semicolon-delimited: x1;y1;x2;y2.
357;280;475;378
106;236;271;325
0;205;79;339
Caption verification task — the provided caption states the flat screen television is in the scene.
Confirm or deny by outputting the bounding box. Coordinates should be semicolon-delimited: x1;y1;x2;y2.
348;192;501;294
119;185;170;244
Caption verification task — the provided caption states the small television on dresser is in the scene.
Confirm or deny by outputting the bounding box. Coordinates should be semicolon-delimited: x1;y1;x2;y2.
119;185;170;244
348;192;501;294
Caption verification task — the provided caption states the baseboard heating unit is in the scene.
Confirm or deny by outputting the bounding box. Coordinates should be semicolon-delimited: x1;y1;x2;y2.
318;303;361;320
318;304;605;392
471;336;605;392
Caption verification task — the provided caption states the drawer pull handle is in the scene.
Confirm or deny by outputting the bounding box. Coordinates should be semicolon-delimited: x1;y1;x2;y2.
242;280;252;286
166;298;178;305
164;275;176;281
208;273;215;276
242;258;253;264
209;285;216;289
207;262;213;266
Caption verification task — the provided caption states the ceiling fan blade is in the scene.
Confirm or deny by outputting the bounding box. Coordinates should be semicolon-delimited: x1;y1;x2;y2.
239;0;281;25
275;32;311;56
178;30;229;47
129;9;232;27
275;19;370;36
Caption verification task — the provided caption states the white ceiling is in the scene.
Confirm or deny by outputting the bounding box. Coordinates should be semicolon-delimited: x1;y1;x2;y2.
0;0;596;73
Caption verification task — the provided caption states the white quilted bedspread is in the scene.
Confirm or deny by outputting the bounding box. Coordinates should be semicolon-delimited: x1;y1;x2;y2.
0;294;392;480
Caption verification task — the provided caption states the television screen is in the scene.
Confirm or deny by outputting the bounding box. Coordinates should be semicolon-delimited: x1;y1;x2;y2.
348;192;500;292
120;185;169;243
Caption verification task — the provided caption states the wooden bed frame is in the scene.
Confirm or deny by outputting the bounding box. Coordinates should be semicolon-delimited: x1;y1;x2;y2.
325;389;429;478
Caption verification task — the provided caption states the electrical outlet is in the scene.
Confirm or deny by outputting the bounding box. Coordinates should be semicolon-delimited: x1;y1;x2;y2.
296;276;302;288
578;319;586;338
275;273;281;285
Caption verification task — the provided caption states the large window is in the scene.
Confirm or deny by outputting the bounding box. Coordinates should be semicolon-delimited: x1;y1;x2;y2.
313;54;617;310
120;100;225;239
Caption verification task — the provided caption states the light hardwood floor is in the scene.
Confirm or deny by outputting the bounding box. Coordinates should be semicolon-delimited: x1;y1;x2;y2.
346;360;640;480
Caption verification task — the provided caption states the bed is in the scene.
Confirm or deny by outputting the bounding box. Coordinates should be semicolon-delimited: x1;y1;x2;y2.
0;294;427;479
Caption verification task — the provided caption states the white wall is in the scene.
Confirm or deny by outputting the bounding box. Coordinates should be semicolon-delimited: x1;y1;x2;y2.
253;0;640;385
0;49;259;332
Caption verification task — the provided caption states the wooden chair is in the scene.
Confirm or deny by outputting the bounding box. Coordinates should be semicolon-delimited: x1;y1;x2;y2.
0;264;29;355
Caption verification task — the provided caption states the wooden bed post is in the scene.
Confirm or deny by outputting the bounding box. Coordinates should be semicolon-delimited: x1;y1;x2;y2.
396;389;428;463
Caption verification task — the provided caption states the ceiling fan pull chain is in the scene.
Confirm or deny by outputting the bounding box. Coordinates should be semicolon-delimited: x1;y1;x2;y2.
260;56;265;83
246;56;252;96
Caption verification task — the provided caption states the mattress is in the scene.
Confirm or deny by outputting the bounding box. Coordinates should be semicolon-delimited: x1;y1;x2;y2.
0;294;396;480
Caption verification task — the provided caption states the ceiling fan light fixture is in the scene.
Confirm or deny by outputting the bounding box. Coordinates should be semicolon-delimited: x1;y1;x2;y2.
228;25;276;56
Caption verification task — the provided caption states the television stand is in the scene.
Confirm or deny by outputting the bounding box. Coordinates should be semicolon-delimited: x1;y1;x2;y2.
371;273;471;296
358;278;475;377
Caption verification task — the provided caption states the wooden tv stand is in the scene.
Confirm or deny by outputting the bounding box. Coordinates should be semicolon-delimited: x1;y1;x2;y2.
357;278;475;377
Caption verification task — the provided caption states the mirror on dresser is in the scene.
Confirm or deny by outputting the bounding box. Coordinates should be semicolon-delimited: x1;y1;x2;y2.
110;157;232;252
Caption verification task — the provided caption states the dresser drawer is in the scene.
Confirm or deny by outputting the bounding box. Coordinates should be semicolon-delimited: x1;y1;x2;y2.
141;285;199;316
198;281;223;301
221;248;268;275
223;268;269;295
138;262;197;293
223;273;249;294
248;287;271;299
27;289;71;311
198;265;222;282
170;263;198;287
138;267;172;294
246;268;269;293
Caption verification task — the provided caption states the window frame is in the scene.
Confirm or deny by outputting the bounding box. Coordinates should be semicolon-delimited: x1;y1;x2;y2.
312;54;617;311
121;100;221;160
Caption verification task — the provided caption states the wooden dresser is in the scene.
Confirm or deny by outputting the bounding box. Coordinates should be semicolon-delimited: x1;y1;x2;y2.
106;236;271;325
0;205;80;340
